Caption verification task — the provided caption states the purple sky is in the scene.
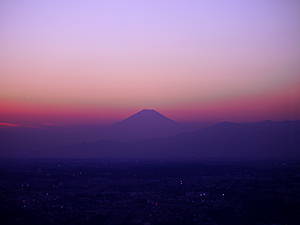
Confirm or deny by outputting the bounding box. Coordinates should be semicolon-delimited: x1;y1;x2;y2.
1;0;300;124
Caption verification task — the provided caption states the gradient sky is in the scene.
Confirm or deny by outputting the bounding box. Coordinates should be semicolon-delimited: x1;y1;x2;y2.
1;0;300;124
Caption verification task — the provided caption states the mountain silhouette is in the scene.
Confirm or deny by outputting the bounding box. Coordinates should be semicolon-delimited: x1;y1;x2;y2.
119;109;177;127
108;109;180;140
1;118;300;159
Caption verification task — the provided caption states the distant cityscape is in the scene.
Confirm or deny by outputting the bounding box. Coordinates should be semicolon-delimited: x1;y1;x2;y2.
1;160;299;225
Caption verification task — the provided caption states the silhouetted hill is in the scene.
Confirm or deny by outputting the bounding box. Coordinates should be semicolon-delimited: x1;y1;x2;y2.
104;109;181;140
119;109;176;126
1;120;300;160
148;120;300;160
55;120;300;160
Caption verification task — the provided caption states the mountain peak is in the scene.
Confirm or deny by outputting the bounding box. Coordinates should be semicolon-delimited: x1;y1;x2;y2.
137;109;158;115
105;109;181;140
133;109;166;118
122;109;176;124
110;109;178;139
140;109;156;112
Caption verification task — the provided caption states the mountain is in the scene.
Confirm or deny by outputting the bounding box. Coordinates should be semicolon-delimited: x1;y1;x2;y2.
107;109;181;140
1;116;300;160
117;109;177;130
62;120;300;160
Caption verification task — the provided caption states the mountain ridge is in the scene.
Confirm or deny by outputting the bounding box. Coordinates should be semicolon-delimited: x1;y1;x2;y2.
1;119;300;159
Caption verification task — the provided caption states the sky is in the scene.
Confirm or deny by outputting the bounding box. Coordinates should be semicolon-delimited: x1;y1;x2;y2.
1;0;300;124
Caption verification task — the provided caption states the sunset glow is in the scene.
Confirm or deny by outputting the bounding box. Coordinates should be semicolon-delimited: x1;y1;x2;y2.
1;0;300;124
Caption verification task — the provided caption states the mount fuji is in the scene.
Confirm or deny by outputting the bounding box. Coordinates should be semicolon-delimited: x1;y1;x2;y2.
107;109;181;140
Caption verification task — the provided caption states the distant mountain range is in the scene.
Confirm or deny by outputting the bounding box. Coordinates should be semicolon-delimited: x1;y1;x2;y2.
1;110;300;160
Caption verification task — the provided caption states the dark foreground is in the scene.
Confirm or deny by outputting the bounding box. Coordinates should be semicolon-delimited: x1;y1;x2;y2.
0;160;299;225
